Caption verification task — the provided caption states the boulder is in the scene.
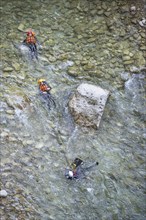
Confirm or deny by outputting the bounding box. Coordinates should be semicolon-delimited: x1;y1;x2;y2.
68;83;110;129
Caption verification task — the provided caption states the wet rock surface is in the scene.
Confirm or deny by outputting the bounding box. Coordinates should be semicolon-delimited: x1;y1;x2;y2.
1;0;146;219
69;83;109;129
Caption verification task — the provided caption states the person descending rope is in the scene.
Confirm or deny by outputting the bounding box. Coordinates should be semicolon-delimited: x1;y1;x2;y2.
23;29;38;59
65;158;99;180
38;79;56;109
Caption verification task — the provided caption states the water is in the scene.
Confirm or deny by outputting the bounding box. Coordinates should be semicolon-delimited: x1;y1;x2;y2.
0;0;146;219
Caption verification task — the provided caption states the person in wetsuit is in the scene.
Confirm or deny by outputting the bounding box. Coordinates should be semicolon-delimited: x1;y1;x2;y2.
23;30;38;59
38;79;56;109
65;158;99;180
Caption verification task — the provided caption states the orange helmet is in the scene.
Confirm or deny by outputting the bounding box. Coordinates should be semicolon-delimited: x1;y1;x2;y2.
27;30;35;36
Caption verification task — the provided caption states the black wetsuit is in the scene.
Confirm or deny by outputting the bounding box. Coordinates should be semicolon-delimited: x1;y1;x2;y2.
23;40;38;59
65;158;98;180
39;82;56;110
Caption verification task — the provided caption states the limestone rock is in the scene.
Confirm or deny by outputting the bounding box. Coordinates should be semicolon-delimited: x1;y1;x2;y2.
68;83;110;129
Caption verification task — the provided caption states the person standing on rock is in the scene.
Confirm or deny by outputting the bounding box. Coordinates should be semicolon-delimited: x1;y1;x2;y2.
23;29;38;59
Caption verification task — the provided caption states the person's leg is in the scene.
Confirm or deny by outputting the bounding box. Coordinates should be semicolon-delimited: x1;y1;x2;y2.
46;93;56;109
49;95;56;107
27;44;34;59
82;162;99;171
32;44;38;59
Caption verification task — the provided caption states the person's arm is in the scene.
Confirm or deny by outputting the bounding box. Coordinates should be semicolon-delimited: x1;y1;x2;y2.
35;37;41;45
45;83;52;91
82;162;99;171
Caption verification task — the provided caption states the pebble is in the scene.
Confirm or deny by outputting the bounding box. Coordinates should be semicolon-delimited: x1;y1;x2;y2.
17;23;25;31
104;11;111;17
0;190;8;197
121;6;129;13
35;142;44;149
67;66;79;77
6;110;15;115
130;6;136;11
3;67;13;72
139;18;146;27
130;6;136;15
87;188;94;193
1;131;9;138
8;136;17;142
23;140;34;145
7;115;15;120
140;46;146;51
120;72;130;81
39;56;49;62
123;49;130;55
122;56;131;61
130;66;139;73
48;55;57;62
97;10;104;15
12;63;21;71
124;60;134;65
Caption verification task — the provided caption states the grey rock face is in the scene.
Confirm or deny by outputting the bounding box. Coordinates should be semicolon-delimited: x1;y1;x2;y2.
68;83;110;129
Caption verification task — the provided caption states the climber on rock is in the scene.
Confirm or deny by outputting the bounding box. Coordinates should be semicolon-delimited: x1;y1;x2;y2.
65;158;99;180
23;29;38;59
38;79;56;109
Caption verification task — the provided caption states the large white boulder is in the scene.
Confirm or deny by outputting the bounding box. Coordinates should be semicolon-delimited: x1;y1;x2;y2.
68;83;110;129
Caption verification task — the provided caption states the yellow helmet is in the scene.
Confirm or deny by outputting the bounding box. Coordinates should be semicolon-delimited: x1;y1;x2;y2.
38;79;45;84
